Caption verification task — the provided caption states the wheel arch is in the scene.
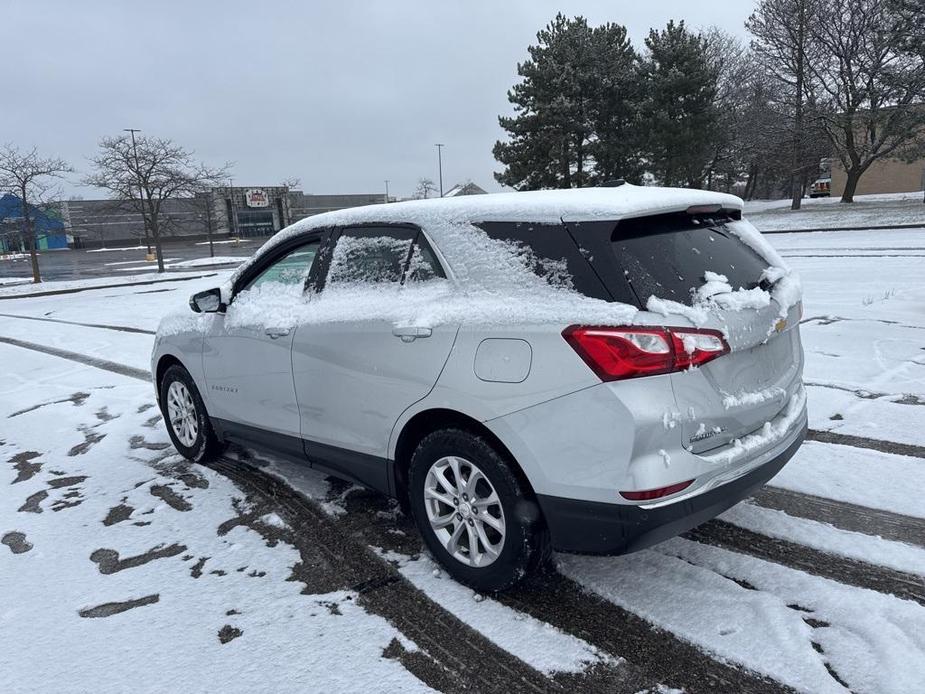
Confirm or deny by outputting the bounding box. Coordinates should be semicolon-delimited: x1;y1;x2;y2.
391;408;537;507
154;353;186;390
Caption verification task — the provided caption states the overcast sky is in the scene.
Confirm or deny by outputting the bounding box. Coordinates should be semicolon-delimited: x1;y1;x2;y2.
2;1;753;199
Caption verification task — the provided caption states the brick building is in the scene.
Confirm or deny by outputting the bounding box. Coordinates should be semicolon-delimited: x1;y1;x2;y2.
829;157;925;197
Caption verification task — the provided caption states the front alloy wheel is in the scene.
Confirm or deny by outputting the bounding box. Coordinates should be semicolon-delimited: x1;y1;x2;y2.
158;363;223;463
166;380;199;448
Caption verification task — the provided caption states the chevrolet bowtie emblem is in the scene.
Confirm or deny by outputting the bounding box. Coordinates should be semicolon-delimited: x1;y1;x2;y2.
775;319;788;333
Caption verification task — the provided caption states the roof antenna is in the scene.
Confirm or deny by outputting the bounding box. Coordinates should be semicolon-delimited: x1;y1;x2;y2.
600;179;625;187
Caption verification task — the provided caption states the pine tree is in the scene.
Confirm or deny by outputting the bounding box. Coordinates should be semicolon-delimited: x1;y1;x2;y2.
639;21;721;187
493;15;642;189
587;23;644;184
493;15;595;189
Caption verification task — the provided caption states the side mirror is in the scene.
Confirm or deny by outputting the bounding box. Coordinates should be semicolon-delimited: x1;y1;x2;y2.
189;288;223;313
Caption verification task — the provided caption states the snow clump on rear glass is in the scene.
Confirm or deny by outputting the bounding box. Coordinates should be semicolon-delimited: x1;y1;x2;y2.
647;219;801;325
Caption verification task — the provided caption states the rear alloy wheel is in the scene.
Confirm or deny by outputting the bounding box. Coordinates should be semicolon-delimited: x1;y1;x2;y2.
423;455;506;568
409;429;549;592
159;364;224;463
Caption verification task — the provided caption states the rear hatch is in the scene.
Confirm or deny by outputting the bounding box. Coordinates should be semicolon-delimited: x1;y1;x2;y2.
567;210;802;452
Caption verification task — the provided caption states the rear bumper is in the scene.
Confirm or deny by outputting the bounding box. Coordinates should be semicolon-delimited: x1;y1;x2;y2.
536;420;807;555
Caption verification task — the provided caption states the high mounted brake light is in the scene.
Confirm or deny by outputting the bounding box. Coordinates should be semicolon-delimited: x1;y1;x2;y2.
685;204;723;215
562;325;729;381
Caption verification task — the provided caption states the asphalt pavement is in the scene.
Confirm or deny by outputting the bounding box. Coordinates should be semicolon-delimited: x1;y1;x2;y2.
0;240;256;283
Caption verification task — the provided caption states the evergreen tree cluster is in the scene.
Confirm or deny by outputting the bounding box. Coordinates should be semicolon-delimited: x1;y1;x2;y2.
495;6;925;201
493;14;732;191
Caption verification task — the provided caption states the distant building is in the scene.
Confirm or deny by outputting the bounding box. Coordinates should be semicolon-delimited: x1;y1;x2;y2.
62;187;387;248
829;157;925;197
0;194;67;252
443;182;488;197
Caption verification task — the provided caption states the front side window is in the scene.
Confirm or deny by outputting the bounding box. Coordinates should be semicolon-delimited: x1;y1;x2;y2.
241;239;321;293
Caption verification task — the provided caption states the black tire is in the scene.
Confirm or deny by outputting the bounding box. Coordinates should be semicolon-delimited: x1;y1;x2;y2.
158;364;224;463
408;428;550;592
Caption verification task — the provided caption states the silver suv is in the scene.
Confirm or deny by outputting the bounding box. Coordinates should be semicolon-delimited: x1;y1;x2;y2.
153;186;807;591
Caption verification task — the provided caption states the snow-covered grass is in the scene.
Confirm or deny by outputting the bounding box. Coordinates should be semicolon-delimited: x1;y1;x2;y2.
0;226;923;693
746;190;925;231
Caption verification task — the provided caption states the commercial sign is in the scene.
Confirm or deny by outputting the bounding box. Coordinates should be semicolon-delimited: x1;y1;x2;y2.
244;189;270;208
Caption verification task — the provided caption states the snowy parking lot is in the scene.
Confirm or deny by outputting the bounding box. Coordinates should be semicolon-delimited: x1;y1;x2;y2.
1;225;924;693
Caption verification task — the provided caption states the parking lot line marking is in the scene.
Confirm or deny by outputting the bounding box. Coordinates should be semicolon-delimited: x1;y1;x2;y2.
0;273;218;301
0;313;155;335
0;336;151;382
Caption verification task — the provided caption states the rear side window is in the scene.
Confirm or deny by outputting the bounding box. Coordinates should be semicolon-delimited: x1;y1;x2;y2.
476;222;611;301
612;214;769;307
326;226;445;286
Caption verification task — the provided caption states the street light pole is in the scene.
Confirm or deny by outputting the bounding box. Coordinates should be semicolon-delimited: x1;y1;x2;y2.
384;180;390;203
124;128;152;255
435;143;444;197
227;178;238;239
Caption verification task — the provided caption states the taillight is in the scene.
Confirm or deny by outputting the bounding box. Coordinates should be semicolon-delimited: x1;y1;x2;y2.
620;479;694;501
562;325;729;381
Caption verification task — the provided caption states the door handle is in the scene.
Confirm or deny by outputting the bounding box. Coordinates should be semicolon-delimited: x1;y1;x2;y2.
265;327;291;339
392;326;432;342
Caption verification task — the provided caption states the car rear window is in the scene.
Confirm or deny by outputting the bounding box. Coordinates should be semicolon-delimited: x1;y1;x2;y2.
612;214;770;307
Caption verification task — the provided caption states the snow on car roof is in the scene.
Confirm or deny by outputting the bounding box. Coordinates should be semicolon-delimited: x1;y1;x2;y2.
229;185;743;286
293;183;742;230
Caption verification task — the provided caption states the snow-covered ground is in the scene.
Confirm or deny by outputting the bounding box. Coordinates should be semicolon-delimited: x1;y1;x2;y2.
1;226;923;693
746;191;925;231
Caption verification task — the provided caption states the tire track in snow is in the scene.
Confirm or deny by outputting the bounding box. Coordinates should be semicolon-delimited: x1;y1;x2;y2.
0;312;155;335
8;341;917;690
685;520;925;606
498;571;792;694
319;482;787;693
206;456;590;694
753;486;925;549
806;428;925;459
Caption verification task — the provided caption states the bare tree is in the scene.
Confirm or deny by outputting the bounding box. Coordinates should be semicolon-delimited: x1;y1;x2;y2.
414;177;438;199
805;0;925;202
702;29;755;192
747;0;821;209
86;134;229;272
0;145;73;283
280;176;301;189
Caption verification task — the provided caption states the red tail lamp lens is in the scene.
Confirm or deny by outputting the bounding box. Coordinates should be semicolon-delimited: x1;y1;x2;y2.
563;326;728;381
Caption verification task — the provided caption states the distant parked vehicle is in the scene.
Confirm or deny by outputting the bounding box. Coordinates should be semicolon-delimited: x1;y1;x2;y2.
810;177;832;198
152;186;807;591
